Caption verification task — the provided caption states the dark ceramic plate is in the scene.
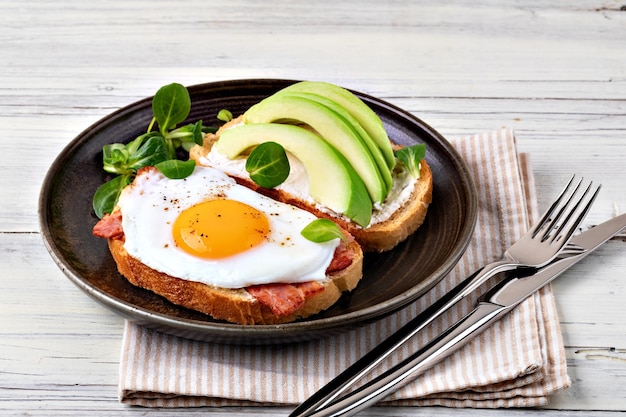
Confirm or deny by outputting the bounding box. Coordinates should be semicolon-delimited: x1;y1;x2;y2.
39;79;477;345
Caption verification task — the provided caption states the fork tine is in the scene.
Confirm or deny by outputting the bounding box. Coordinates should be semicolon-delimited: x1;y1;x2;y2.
532;176;601;244
559;242;587;257
539;178;585;241
549;182;601;243
531;175;576;238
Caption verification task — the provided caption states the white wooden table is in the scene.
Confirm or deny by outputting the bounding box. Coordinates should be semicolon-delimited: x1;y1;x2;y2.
1;1;625;415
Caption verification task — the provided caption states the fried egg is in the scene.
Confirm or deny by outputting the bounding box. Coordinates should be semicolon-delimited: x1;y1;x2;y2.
117;165;340;288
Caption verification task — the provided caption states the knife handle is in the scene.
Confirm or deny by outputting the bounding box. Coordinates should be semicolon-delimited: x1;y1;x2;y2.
305;301;510;417
290;261;511;417
290;261;512;417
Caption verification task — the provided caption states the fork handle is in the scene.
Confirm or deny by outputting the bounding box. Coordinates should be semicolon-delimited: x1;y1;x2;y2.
303;301;510;417
289;259;515;417
455;259;515;298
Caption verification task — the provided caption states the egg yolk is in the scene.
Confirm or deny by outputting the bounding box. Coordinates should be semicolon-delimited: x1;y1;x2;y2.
172;199;270;259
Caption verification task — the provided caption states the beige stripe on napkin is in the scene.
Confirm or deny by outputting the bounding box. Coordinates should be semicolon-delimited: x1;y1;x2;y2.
119;129;571;408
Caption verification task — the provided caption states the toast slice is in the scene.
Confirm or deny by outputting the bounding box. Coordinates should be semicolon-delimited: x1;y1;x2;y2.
95;211;363;325
190;118;433;252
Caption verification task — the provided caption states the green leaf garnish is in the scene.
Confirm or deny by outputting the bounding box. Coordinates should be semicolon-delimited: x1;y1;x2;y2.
155;159;196;179
92;83;219;219
217;109;233;122
301;218;347;244
191;120;204;145
127;135;170;170
102;133;167;175
152;83;191;134
93;174;132;219
394;144;426;178
245;141;290;189
102;143;131;175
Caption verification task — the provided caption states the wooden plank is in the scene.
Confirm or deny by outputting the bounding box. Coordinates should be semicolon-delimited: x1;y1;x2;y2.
2;0;626;414
2;232;625;413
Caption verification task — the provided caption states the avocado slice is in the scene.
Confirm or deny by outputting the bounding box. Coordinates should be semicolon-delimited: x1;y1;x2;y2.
280;81;396;170
215;123;372;227
277;91;393;194
244;94;387;204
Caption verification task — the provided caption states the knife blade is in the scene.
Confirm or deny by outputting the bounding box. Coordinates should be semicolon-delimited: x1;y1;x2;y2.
487;212;626;307
291;212;626;417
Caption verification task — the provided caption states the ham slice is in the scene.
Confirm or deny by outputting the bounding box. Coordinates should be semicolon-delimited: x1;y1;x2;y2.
326;233;353;273
245;233;353;317
246;281;325;317
92;212;123;240
93;212;353;317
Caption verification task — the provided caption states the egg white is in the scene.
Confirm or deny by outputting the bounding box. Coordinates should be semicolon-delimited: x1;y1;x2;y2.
117;166;340;288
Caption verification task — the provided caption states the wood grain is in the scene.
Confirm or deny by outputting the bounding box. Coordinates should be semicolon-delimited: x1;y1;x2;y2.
1;0;625;415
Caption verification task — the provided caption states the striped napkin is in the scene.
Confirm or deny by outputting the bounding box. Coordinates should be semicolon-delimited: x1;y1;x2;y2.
119;129;571;408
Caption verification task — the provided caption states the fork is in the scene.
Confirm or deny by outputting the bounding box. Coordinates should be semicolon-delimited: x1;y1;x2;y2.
291;176;600;417
436;175;600;301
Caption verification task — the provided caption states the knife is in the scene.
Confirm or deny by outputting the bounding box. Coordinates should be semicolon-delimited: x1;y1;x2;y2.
291;213;626;417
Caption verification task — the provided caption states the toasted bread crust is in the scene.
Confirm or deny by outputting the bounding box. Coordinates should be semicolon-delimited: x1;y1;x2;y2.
107;236;363;325
352;161;432;251
100;108;432;324
190;118;433;252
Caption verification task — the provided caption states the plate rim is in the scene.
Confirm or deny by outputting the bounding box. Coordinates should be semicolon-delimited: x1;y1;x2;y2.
38;78;477;344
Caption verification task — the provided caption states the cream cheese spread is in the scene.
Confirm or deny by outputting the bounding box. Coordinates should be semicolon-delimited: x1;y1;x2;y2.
199;144;417;227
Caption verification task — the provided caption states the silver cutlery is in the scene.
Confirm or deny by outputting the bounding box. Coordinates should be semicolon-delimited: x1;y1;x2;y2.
294;212;626;416
291;177;603;417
